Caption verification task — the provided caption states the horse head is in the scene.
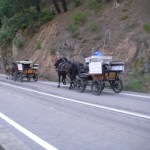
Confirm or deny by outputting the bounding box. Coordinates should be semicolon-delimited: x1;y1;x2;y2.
54;57;69;69
54;58;63;69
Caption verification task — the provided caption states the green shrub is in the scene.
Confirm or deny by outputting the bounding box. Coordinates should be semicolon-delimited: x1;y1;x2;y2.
74;0;82;7
143;23;150;33
89;22;97;31
39;11;54;24
120;15;128;21
15;38;24;48
0;26;14;43
88;0;102;10
71;32;80;38
50;47;57;55
35;41;41;49
124;78;143;92
67;23;79;33
67;23;80;38
0;12;31;44
71;12;86;25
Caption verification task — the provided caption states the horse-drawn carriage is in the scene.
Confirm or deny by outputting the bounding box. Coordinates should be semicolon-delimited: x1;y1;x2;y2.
76;55;124;95
13;60;39;82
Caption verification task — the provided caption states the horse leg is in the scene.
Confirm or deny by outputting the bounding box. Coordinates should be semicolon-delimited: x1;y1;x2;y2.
70;79;76;89
62;74;66;85
69;74;76;89
6;72;9;79
69;80;74;89
58;75;61;88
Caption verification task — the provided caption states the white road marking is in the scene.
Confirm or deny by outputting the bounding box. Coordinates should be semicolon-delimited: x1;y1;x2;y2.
0;81;150;120
1;73;150;99
0;112;58;150
39;81;150;99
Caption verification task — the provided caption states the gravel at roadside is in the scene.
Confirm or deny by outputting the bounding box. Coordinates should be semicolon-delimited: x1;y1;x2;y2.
0;124;31;150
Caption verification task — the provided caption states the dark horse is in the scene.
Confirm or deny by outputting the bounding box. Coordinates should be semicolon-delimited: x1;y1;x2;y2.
54;57;83;89
54;57;70;88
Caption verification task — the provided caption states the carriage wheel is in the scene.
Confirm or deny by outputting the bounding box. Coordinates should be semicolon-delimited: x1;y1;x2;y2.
13;72;18;81
19;74;23;82
91;80;102;95
101;81;105;91
27;76;31;81
33;74;38;82
14;75;17;81
110;79;123;93
76;79;85;93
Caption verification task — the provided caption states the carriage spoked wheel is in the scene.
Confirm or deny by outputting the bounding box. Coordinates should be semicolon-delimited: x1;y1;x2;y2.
13;72;18;81
33;74;38;82
70;79;77;89
101;81;105;91
110;79;123;93
19;74;23;82
91;80;102;95
27;76;31;81
76;78;85;93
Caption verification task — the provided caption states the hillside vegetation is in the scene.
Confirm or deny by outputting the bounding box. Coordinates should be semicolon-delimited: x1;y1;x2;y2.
0;0;150;93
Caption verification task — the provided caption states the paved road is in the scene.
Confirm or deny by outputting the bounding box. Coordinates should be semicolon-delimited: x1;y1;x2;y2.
0;74;150;150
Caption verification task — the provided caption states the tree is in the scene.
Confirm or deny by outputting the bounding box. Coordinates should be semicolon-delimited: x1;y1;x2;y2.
33;0;41;13
51;0;61;14
61;0;68;12
51;0;68;14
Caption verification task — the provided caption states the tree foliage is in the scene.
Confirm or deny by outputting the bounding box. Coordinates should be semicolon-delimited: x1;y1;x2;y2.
0;0;80;44
0;0;48;43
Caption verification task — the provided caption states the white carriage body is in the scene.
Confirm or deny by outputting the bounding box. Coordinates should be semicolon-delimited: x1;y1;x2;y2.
16;60;33;64
33;64;39;69
16;61;32;71
85;56;124;74
17;64;23;71
85;56;112;74
110;61;124;72
16;60;39;71
85;56;112;63
89;62;103;74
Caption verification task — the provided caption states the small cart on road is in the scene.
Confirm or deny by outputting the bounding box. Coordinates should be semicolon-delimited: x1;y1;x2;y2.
13;60;39;82
76;56;124;95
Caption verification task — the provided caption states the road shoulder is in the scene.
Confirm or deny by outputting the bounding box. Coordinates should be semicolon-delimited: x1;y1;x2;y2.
0;124;31;150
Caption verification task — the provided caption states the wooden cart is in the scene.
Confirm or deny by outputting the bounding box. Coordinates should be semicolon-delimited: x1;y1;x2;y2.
13;60;39;82
76;56;124;95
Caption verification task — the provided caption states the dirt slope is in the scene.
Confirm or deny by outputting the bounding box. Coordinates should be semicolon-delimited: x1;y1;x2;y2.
11;0;150;92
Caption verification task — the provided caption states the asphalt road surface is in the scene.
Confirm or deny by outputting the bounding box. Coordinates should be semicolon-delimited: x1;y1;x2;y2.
0;74;150;150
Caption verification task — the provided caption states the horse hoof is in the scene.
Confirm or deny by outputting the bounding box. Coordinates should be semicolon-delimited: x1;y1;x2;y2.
58;85;60;88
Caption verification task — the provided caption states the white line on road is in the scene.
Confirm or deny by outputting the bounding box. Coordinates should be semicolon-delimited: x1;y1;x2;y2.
0;112;58;150
39;81;150;99
1;73;150;99
0;81;150;120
